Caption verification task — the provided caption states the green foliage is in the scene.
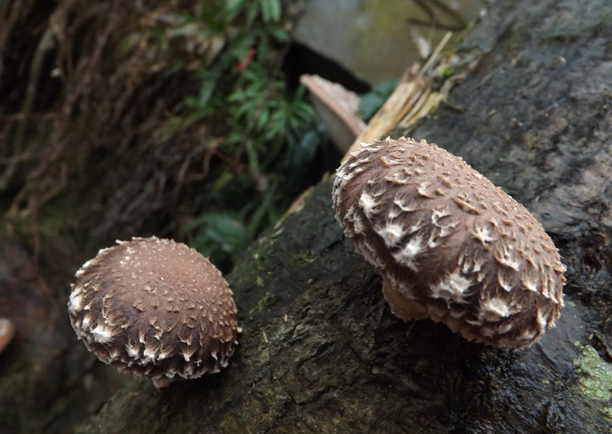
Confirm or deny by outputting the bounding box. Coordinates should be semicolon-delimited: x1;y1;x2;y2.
358;79;398;121
192;77;320;270
124;0;322;270
226;65;317;172
225;0;283;23
183;212;252;269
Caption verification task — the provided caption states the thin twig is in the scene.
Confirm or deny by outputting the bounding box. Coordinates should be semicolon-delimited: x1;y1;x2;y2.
420;31;453;77
409;0;466;30
407;19;465;32
428;0;467;28
412;0;435;21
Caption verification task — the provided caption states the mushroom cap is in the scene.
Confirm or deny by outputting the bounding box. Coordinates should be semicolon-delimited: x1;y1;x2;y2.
68;237;239;384
332;137;566;348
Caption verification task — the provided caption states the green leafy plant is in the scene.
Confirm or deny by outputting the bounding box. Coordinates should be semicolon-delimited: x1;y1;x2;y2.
359;80;398;121
130;0;323;270
183;212;251;268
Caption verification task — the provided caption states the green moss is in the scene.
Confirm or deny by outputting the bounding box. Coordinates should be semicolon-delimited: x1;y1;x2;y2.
573;345;612;418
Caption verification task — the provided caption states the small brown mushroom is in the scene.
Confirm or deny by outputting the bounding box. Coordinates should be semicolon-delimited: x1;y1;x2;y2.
68;237;240;387
332;137;566;348
0;318;16;355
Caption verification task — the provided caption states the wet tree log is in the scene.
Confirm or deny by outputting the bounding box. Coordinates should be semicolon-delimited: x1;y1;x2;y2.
78;0;612;432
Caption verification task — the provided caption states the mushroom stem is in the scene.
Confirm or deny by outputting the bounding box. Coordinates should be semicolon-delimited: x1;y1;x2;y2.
382;279;428;321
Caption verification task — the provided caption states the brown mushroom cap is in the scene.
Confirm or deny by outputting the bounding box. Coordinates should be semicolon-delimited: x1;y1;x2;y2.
68;237;239;385
332;137;566;348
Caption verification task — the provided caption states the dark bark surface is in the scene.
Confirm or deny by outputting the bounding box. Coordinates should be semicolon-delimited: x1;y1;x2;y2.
5;0;612;432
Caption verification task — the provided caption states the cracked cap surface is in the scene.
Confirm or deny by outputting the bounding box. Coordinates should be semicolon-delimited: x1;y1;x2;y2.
68;237;239;383
333;137;565;348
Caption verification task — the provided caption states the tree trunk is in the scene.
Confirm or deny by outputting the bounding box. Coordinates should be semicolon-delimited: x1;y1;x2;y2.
72;0;612;432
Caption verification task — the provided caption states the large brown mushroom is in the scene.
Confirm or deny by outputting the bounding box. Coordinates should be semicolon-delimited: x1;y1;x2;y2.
332;137;566;348
68;237;240;387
